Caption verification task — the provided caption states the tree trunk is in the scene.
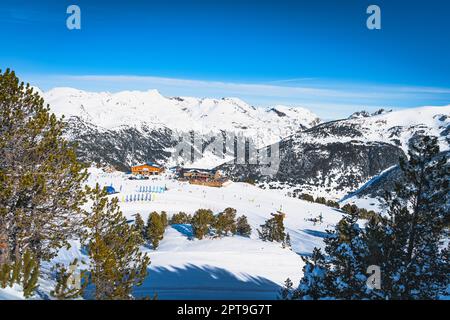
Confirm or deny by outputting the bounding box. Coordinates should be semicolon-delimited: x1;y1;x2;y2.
0;229;9;265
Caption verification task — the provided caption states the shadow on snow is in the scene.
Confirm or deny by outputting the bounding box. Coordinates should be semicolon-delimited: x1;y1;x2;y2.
134;263;282;300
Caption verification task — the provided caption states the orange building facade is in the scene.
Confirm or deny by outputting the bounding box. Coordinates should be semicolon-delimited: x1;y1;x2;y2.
131;163;164;176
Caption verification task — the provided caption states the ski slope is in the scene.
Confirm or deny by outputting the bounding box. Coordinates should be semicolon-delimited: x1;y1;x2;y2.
85;169;344;299
0;168;344;300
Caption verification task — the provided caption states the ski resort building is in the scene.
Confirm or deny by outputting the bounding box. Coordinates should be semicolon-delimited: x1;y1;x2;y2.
178;168;229;187
131;162;164;176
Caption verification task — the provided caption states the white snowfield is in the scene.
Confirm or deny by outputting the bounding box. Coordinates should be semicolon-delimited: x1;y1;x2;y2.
43;87;320;146
83;169;343;299
0;169;343;300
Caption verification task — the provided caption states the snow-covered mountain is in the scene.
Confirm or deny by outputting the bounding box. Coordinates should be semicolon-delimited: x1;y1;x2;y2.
43;87;320;169
43;87;449;199
301;106;450;153
219;105;450;199
45;87;320;137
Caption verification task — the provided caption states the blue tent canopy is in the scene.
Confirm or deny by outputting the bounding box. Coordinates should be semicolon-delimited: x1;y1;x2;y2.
106;186;116;194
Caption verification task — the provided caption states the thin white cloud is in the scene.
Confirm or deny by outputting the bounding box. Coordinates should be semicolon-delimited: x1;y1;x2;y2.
60;74;428;100
22;73;450;119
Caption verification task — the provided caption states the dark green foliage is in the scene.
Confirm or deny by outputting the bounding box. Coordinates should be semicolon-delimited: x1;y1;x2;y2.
299;194;315;202
314;197;327;205
82;184;150;300
21;251;40;298
341;203;382;223
245;178;256;185
161;211;168;228
279;278;294;300
0;69;88;265
341;203;359;214
146;212;166;250
285;233;292;248
293;135;450;300
374;135;449;299
50;259;88;299
326;200;340;209
0;250;39;298
191;209;215;240
296;211;371;300
295;248;330;300
214;207;237;237
236;215;252;237
0;69;90;298
169;212;192;225
258;213;287;244
358;208;381;223
0;70;155;300
0;262;9;288
299;193;339;209
134;213;146;240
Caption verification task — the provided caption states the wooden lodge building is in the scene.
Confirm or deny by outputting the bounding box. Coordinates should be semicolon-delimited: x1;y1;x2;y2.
178;168;229;187
131;162;164;176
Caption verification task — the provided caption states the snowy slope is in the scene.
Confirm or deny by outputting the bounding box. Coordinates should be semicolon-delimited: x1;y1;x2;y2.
1;168;345;299
81;169;343;299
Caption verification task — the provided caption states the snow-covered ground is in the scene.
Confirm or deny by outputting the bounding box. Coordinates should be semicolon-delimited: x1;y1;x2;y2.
84;169;343;299
88;169;343;254
1;168;343;300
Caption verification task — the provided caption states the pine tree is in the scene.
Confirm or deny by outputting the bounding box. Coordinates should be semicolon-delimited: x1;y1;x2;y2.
279;278;294;300
294;248;332;300
372;135;449;299
258;213;286;243
292;135;449;300
169;212;191;225
161;211;168;228
293;211;380;300
0;69;88;266
341;203;359;215
236;215;252;237
300;194;315;202
325;212;371;299
134;213;146;240
0;249;39;298
284;232;292;248
82;184;150;300
326;200;340;209
191;209;215;240
146;212;166;249
0;232;8;266
214;207;237;237
21;250;40;298
315;197;327;205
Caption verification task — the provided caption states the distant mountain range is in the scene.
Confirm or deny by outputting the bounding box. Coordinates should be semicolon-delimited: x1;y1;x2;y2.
43;87;320;145
219;105;450;199
42;87;450;200
42;87;320;169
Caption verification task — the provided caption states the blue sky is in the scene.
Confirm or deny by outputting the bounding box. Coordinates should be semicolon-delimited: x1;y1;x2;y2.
1;0;449;118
